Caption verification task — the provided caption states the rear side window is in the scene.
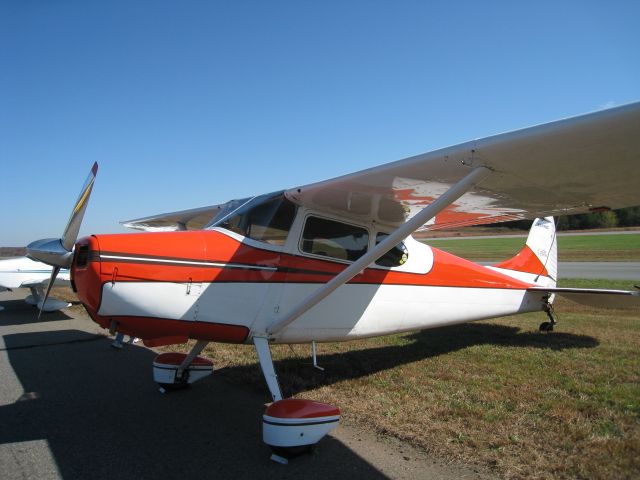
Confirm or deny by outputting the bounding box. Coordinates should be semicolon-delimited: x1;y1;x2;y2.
301;216;369;261
375;233;409;267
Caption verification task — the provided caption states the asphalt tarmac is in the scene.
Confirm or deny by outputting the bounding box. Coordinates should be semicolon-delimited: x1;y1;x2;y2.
0;290;490;480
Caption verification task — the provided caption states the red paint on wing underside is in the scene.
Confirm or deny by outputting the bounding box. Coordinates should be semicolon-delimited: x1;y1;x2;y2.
393;189;436;203
428;212;523;230
493;245;549;277
435;208;494;225
389;189;522;229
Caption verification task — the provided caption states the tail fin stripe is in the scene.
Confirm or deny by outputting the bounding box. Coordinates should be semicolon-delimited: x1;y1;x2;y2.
494;245;549;278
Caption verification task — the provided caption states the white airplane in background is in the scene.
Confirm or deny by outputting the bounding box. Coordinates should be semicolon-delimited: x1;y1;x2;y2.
25;102;640;460
0;257;71;312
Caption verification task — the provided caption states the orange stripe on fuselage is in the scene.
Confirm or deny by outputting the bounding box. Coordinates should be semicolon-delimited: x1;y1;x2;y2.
90;230;533;289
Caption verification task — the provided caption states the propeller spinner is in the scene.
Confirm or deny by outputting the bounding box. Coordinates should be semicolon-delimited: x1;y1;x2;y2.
27;162;98;316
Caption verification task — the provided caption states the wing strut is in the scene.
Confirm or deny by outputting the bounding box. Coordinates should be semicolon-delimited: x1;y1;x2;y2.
267;166;491;337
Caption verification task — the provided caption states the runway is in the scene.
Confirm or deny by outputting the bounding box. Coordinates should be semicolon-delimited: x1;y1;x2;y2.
557;262;640;280
477;262;640;280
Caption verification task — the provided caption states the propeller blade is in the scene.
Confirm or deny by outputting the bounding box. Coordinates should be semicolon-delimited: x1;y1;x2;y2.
27;162;99;267
61;162;98;251
38;266;61;319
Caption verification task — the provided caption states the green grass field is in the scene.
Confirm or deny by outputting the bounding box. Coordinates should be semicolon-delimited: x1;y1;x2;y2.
423;233;640;261
164;278;640;479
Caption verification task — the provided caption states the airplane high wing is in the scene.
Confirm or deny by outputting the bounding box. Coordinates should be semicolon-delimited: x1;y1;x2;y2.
123;102;640;232
26;102;640;461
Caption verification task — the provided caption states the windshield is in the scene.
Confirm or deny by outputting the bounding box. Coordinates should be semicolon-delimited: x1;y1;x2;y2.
206;191;297;246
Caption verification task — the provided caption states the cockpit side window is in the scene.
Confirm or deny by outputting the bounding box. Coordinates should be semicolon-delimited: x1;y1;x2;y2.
211;193;297;246
375;233;409;267
245;196;297;245
301;216;369;261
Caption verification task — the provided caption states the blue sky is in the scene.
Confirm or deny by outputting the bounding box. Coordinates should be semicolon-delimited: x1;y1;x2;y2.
1;1;639;245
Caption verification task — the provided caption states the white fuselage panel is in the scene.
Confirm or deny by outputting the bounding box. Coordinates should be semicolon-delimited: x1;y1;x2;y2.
272;283;545;343
98;280;545;343
98;281;273;325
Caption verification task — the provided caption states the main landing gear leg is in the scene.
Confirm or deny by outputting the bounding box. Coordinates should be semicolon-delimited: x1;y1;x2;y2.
253;337;283;401
539;297;557;332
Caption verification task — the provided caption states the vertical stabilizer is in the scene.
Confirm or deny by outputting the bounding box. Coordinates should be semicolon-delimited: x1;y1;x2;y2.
490;217;557;287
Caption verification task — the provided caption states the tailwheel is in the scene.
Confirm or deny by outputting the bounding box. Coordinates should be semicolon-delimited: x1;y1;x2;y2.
539;321;554;332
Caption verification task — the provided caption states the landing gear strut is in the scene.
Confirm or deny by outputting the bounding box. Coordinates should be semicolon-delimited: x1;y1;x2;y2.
539;298;557;332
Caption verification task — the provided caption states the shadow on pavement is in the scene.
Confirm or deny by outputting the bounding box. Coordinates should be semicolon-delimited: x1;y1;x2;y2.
0;299;74;325
0;329;390;480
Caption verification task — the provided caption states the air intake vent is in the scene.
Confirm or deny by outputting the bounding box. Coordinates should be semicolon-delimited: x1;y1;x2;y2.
75;244;89;267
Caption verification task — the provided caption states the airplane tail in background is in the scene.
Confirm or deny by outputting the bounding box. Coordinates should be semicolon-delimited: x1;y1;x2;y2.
490;217;558;287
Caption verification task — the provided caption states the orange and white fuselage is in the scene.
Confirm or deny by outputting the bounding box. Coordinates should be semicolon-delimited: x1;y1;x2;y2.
71;226;551;347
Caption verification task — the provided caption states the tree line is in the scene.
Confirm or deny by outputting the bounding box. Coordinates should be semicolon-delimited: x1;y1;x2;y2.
501;206;640;231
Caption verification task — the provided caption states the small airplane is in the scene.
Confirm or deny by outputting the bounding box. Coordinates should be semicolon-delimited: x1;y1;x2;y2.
26;102;640;459
0;256;71;312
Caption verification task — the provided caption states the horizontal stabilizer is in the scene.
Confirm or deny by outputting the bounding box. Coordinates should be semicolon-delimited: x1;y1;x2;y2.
528;287;640;309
